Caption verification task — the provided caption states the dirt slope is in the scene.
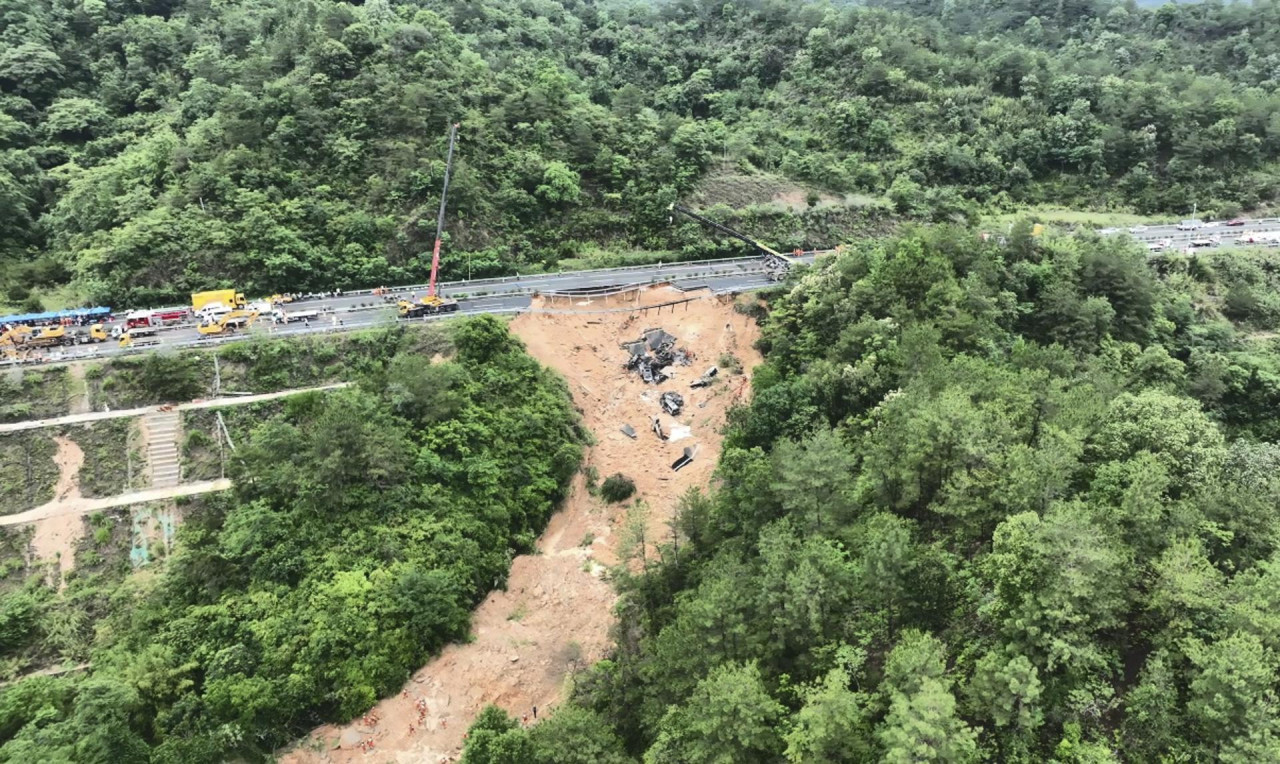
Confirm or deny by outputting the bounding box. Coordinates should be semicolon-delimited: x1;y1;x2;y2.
29;435;86;587
282;288;762;763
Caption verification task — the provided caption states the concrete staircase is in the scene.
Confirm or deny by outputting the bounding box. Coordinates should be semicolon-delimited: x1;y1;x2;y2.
143;411;182;489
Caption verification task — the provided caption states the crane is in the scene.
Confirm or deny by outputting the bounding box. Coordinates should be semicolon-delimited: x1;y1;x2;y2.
667;203;796;279
400;123;461;317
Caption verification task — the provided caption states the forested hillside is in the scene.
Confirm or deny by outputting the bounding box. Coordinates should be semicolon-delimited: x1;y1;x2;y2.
2;0;1278;307
0;318;583;761
460;228;1280;762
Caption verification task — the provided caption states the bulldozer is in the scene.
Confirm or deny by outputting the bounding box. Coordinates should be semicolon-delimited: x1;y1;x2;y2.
197;309;259;336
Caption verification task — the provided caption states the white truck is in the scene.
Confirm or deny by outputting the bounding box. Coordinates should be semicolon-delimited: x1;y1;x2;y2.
270;308;322;324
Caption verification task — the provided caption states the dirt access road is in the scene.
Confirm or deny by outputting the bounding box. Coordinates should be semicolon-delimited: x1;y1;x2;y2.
0;383;351;433
282;287;763;763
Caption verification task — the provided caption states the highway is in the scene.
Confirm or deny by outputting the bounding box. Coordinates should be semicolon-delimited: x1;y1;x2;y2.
4;258;799;368
11;211;1278;370
1096;216;1280;248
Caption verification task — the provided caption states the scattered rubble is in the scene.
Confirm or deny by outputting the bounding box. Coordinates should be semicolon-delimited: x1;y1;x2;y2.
623;327;693;384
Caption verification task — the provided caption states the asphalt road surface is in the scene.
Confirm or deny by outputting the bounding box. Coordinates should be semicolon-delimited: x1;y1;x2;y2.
6;257;801;368
1098;217;1280;247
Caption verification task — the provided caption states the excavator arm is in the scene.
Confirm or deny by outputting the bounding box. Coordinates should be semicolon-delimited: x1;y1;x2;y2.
668;203;783;257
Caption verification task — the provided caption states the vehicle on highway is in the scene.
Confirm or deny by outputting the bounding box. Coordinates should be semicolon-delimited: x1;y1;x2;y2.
198;309;259;336
1099;227;1120;235
118;326;160;348
191;289;247;317
1147;242;1166;252
1189;237;1216;248
1203;221;1221;228
270;308;321;324
1227;218;1247;226
1128;225;1149;233
21;326;76;348
125;308;187;329
1177;219;1203;231
75;324;110;343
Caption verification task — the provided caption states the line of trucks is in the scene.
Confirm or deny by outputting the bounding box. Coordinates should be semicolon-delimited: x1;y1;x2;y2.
0;290;332;359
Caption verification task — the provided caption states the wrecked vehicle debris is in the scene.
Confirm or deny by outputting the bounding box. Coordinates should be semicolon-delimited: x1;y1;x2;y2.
622;326;693;384
660;392;684;415
691;365;719;388
620;423;637;439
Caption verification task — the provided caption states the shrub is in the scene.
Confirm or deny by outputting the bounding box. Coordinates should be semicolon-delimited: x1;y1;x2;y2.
600;473;635;503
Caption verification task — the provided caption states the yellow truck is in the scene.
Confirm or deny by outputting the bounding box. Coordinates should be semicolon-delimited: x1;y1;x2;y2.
191;289;246;314
77;324;110;343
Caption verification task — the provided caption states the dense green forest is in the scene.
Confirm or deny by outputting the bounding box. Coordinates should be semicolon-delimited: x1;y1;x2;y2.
0;318;583;761
460;227;1280;762
1;0;1278;308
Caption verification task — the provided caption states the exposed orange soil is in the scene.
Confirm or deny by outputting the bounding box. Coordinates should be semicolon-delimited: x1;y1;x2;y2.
282;288;762;762
29;435;86;587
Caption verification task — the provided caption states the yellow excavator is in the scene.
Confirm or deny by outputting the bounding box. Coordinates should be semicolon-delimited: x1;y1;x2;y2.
19;325;76;348
197;309;259;336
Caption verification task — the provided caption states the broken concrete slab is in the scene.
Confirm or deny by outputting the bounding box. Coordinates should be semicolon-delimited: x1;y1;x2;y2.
645;329;677;350
620;423;637;439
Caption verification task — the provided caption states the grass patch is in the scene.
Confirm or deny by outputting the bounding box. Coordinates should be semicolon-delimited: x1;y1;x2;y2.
182;400;287;481
0;432;58;515
86;352;213;411
718;352;744;376
63;419;144;498
0;366;72;423
983;206;1178;229
84;324;455;412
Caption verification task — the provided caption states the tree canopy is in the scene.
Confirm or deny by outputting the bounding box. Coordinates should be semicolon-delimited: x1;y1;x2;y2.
2;0;1278;308
0;318;582;761
462;228;1280;762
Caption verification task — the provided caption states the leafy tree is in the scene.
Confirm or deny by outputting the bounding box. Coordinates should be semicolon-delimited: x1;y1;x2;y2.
644;662;785;764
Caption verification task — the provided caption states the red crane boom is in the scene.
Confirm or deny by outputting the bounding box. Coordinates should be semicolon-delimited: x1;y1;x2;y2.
428;123;460;298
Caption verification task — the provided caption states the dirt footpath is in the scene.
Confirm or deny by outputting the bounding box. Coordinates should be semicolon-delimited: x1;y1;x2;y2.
282;288;762;763
29;435;87;587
